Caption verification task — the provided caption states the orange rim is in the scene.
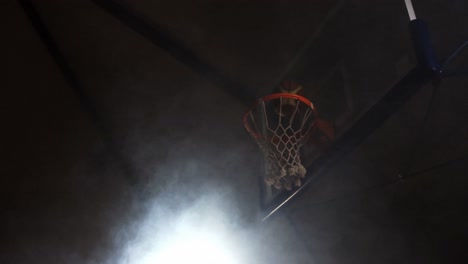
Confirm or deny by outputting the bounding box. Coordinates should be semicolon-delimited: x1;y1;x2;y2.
243;93;318;138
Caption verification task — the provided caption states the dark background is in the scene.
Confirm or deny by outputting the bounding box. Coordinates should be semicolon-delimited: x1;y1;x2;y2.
2;0;468;263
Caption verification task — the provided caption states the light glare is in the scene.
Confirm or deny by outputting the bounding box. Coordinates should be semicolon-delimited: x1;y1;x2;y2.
149;232;237;264
120;195;245;264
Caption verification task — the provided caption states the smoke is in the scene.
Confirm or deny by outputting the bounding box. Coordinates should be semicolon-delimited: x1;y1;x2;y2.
117;191;249;264
94;81;262;264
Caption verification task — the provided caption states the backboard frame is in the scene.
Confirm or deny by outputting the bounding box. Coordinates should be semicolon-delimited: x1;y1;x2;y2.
259;66;436;221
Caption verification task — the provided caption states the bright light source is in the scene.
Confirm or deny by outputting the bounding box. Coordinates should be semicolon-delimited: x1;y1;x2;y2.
121;196;246;264
148;232;238;264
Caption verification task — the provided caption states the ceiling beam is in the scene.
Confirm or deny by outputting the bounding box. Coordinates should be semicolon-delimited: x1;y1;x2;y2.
19;0;137;185
92;0;256;106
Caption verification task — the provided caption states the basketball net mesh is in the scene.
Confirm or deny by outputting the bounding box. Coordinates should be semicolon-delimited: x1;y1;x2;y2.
244;95;317;190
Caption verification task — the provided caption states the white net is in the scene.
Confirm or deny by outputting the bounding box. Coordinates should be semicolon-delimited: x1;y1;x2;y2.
244;94;317;190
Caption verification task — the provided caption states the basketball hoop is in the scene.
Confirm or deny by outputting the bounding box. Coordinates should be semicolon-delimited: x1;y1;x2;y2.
243;93;318;190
